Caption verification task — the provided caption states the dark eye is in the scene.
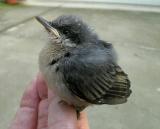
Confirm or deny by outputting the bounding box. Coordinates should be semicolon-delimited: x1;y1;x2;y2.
63;30;69;35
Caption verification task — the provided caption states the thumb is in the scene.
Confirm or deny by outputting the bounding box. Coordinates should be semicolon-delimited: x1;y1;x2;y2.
48;90;78;129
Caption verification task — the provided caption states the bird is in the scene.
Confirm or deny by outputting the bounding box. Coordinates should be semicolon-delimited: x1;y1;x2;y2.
35;15;131;116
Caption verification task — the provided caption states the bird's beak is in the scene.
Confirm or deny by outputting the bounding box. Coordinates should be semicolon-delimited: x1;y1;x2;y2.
35;16;60;38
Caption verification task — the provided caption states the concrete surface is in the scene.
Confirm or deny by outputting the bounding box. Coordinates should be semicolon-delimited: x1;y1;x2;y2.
0;5;160;129
0;5;52;32
23;0;160;13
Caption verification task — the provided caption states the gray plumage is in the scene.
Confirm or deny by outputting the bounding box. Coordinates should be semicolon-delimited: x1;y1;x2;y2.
36;15;131;113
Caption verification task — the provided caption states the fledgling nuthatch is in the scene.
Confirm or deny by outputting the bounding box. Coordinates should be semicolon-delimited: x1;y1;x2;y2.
36;15;131;115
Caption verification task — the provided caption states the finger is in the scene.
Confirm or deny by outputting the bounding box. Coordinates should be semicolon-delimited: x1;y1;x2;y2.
48;89;78;129
20;77;40;109
77;112;90;129
36;73;48;100
36;73;49;129
37;99;48;129
9;77;40;129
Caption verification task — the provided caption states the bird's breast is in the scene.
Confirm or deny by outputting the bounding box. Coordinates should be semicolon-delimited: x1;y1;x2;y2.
39;41;92;109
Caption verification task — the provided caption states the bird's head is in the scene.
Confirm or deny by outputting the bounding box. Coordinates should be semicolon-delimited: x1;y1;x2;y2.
36;15;98;47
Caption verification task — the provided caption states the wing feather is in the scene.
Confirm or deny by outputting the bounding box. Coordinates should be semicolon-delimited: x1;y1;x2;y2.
58;44;131;105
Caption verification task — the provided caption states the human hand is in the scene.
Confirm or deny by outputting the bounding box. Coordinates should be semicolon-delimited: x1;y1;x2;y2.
8;73;89;129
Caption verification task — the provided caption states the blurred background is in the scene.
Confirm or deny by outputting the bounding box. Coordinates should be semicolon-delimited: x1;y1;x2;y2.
0;0;160;129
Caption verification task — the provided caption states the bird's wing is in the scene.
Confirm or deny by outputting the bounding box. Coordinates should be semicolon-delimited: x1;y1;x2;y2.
58;44;131;105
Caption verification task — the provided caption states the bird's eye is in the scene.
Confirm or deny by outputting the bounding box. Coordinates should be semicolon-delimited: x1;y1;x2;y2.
63;30;69;35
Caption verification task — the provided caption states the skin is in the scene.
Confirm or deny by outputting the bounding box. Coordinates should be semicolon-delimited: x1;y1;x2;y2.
8;73;89;129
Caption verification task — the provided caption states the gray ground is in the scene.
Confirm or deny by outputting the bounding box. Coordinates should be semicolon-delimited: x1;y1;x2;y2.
0;5;160;129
